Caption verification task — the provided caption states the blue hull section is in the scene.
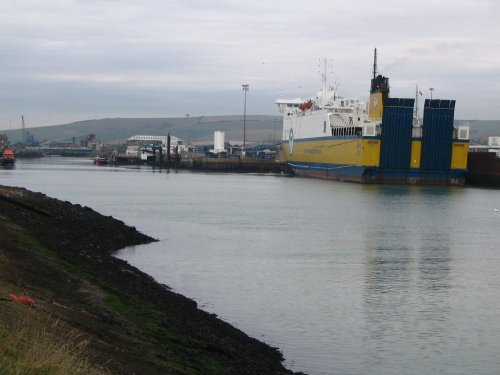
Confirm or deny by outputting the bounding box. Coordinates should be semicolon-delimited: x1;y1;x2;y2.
288;161;465;185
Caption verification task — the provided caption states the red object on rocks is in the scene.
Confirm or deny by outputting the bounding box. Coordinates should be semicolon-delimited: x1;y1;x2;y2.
8;294;35;306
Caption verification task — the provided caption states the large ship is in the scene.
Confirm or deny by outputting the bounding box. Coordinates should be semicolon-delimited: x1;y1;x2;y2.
276;49;469;185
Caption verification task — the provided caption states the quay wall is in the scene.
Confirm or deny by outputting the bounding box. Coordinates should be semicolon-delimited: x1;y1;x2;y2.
113;154;292;174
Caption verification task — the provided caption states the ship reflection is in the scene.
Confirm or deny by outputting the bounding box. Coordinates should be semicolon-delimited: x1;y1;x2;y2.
360;185;456;349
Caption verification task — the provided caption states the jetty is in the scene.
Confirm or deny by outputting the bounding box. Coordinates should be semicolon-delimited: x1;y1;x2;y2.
111;152;292;174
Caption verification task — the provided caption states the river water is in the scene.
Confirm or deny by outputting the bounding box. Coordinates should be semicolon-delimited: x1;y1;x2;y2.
2;157;500;375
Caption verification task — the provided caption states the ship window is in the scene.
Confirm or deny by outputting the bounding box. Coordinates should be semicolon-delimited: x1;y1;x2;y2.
323;121;326;133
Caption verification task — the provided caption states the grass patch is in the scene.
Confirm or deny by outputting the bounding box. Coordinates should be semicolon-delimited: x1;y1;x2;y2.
0;303;109;375
104;293;162;334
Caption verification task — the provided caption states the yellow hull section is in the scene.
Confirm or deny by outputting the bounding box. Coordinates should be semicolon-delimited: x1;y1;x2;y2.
451;142;469;169
283;138;468;171
368;92;386;121
283;138;380;167
410;140;421;169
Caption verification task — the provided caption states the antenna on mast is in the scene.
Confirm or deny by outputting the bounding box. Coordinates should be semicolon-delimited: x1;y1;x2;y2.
372;48;378;79
322;58;327;99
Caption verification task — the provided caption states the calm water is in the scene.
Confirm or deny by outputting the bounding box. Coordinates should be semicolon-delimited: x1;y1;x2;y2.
2;158;500;375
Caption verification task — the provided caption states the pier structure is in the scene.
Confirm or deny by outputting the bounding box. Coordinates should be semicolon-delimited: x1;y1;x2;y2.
110;152;290;174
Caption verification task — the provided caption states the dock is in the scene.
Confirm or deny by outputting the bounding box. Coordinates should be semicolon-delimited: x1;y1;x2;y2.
111;153;291;174
182;157;291;174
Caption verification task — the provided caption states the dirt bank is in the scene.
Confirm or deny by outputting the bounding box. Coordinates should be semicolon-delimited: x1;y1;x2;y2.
0;185;303;374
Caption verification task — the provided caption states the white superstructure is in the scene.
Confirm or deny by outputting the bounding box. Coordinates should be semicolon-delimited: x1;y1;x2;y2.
276;62;379;143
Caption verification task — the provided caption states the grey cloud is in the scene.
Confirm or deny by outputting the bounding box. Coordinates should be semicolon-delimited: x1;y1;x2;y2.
0;0;499;129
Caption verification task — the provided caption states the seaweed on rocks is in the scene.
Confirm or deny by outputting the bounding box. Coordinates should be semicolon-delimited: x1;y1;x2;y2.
0;185;303;375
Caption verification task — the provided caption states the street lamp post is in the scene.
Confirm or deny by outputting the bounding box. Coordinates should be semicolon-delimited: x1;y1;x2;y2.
185;113;190;142
242;84;249;155
273;118;277;146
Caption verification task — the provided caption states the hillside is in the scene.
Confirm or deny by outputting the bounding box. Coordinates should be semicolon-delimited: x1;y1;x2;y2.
2;115;282;145
461;120;500;144
2;116;498;146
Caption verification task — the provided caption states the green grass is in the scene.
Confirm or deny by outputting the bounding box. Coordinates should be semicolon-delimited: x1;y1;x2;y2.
104;293;162;334
0;303;109;375
0;214;234;375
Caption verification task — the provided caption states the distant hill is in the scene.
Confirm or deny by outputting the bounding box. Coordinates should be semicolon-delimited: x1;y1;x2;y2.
459;120;500;144
2;115;283;145
1;116;498;145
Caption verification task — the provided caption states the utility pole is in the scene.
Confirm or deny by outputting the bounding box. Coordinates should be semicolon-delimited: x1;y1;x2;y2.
242;84;249;156
185;113;191;143
21;116;26;145
273;118;277;146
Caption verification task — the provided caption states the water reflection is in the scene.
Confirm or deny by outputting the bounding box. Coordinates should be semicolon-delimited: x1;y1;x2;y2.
4;159;500;375
361;186;459;374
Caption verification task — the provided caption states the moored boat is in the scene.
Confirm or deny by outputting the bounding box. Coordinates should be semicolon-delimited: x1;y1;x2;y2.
1;147;16;167
276;49;469;185
94;156;109;165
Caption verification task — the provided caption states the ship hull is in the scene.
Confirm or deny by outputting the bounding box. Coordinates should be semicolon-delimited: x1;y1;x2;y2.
289;162;465;185
0;158;16;167
284;139;466;186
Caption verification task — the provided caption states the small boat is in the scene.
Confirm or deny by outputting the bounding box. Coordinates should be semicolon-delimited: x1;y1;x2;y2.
94;156;108;165
1;147;16;167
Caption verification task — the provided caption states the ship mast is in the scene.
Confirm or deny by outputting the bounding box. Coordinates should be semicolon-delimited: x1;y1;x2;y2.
414;84;421;127
372;48;378;79
321;58;327;100
415;84;419;119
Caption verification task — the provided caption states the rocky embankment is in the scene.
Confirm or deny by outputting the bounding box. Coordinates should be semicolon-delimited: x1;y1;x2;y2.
0;185;302;374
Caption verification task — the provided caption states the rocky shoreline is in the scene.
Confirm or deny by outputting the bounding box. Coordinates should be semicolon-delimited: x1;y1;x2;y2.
0;185;303;374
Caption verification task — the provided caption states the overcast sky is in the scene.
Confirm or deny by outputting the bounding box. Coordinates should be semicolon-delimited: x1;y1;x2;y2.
0;0;498;130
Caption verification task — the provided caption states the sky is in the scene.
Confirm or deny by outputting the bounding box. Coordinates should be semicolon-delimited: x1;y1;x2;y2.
0;0;499;130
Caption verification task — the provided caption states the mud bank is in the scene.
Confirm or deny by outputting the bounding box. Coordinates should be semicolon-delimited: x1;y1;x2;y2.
0;185;303;374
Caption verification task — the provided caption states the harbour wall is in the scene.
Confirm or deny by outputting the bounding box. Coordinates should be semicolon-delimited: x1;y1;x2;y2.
113;154;292;174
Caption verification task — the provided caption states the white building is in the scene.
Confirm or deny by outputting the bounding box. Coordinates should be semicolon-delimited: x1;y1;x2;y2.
125;135;185;159
210;130;226;154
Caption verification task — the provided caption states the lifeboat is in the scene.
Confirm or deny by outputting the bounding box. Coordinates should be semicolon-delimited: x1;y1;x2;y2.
1;147;16;166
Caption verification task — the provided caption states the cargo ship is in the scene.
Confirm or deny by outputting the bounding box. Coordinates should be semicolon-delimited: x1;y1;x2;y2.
276;49;469;185
1;147;16;167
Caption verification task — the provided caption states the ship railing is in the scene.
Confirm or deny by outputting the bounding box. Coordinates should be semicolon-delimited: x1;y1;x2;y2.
330;125;364;137
328;108;355;114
